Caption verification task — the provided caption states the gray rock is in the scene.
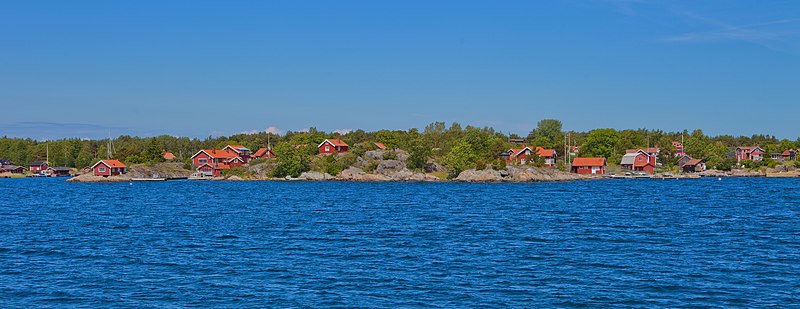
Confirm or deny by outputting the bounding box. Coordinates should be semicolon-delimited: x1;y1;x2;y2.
376;160;407;175
298;171;335;181
339;167;390;181
454;168;504;182
424;162;446;173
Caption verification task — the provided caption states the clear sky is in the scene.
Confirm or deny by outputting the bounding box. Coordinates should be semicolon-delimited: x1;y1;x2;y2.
2;1;799;140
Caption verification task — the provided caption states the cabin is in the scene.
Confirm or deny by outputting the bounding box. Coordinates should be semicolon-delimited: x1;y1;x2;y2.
536;147;558;167
681;159;706;173
223;145;251;163
92;160;126;177
735;145;764;163
46;167;72;177
30;161;48;173
318;139;349;154
253;147;275;159
374;142;388;150
621;150;655;174
571;157;606;175
162;152;177;161
677;155;693;168
0;165;24;174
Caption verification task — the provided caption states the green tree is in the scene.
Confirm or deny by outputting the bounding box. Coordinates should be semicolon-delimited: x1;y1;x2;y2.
442;140;478;178
528;119;563;149
145;138;165;163
581;128;620;159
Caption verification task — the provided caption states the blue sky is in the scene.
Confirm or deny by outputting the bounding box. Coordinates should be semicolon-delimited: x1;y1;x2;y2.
1;1;799;140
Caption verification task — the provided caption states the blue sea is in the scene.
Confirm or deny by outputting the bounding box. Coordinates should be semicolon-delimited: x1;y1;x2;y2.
1;177;798;307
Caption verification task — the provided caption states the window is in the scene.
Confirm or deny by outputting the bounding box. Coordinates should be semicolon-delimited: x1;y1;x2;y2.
199;158;207;164
325;146;330;151
98;167;106;172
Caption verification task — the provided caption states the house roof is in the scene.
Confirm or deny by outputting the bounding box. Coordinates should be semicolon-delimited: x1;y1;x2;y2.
508;147;532;158
620;153;640;165
672;141;683;148
30;161;47;166
536;147;556;157
192;149;235;159
253;148;274;157
375;142;387;150
572;157;605;167
162;152;176;160
225;145;250;153
48;166;71;172
782;149;795;156
91;159;126;169
318;139;349;148
686;159;705;166
737;146;763;153
0;165;24;171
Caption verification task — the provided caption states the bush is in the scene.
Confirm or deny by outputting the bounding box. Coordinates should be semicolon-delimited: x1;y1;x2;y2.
492;159;506;170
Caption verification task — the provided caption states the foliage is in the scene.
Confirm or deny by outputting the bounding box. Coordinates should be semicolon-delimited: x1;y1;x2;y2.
581;128;620;159
383;151;398;160
442;140;479;178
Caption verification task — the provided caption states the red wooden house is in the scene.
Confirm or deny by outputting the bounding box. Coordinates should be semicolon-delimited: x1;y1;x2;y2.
30;161;48;173
621;149;656;174
571;157;606;174
505;147;534;164
191;149;236;177
253;147;276;159
672;141;684;156
92;160;127;177
535;147;558;167
735;145;764;163
318;139;349;154
223;145;251;163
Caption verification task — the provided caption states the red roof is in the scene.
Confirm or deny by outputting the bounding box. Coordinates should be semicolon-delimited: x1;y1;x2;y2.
93;159;126;169
162;152;176;160
686;159;704;165
781;149;794;156
193;149;235;159
536;147;556;157
320;139;348;148
572;157;605;167
253;148;274;157
626;147;659;154
375;142;387;150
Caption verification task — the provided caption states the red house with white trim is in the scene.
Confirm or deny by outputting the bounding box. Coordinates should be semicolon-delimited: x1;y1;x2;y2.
505;147;534;164
223;145;251;163
535;147;558;167
318;139;349;154
30;161;48;173
571;157;606;174
621;149;656;174
92;159;127;177
735;145;764;163
191;149;238;177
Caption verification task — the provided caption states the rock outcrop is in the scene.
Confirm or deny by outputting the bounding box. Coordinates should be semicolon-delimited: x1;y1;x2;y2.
67;174;132;182
297;171;336;181
376;160;406;175
454;166;589;182
127;163;192;179
339;167;390;181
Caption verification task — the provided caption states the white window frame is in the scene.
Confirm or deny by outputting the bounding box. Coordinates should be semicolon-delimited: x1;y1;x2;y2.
98;167;106;172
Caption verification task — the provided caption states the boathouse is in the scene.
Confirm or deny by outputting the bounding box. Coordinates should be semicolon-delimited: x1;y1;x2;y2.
30;161;48;173
571;157;606;174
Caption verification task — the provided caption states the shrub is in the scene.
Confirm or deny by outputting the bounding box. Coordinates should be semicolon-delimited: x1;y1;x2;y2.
383;151;398;160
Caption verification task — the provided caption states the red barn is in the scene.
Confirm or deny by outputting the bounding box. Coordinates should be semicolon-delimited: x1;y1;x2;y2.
30;161;48;173
318;139;349;154
571;157;606;174
92;160;126;177
196;163;230;177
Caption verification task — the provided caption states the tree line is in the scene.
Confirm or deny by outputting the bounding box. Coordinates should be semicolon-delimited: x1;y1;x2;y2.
1;120;798;175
